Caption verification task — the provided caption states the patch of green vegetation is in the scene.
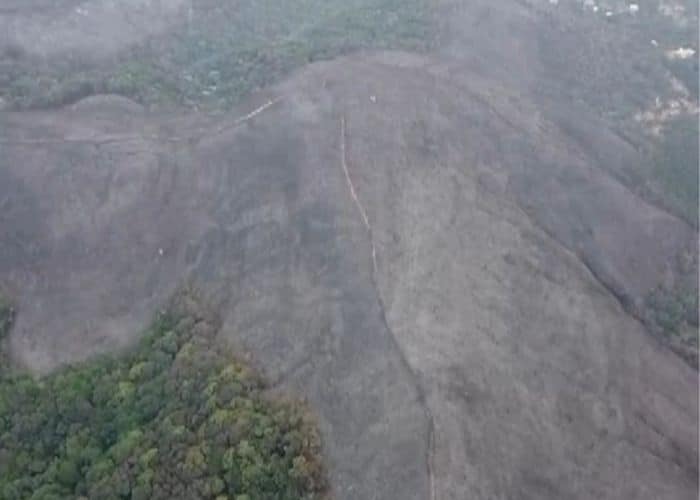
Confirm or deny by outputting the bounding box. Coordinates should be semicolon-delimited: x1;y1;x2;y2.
0;296;13;341
650;115;699;226
1;58;99;110
104;61;182;107
0;295;14;375
645;280;699;367
646;286;698;336
0;292;327;500
1;0;434;110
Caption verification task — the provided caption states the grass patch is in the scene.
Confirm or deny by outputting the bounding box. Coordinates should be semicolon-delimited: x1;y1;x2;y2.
0;291;327;500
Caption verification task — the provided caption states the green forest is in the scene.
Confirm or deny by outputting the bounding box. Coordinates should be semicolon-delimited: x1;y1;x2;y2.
0;294;326;500
2;0;433;111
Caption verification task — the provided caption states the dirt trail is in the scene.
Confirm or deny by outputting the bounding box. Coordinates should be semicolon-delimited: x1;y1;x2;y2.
341;113;438;499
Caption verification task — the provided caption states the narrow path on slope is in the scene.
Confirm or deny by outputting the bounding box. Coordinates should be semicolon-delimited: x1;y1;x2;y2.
0;98;282;146
340;115;438;500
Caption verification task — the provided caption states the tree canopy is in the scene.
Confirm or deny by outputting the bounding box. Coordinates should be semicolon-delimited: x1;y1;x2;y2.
0;293;326;500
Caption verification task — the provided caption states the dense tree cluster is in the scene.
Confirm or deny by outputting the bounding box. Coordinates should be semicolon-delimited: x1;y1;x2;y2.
0;296;326;500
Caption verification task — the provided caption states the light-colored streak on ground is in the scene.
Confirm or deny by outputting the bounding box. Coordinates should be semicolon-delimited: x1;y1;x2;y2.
210;97;283;138
340;115;377;275
0;97;283;146
340;115;436;500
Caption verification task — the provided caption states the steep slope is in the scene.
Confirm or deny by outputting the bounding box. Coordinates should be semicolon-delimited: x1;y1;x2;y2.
0;49;697;499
